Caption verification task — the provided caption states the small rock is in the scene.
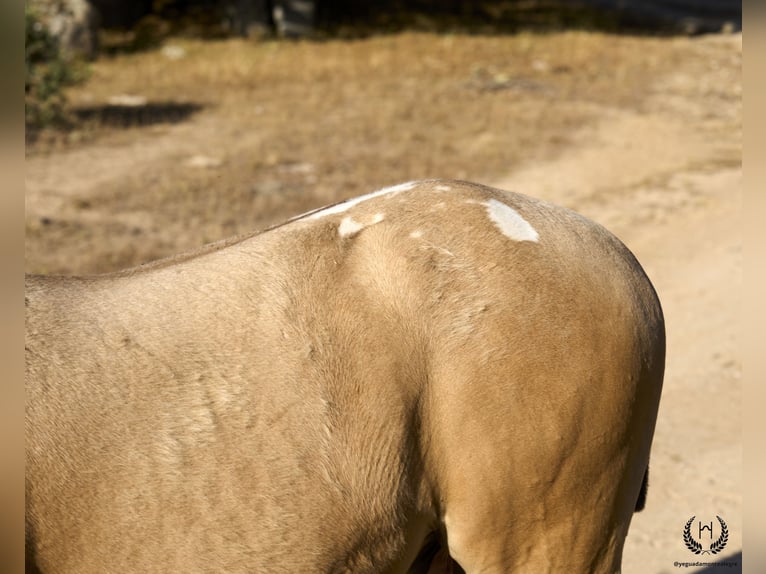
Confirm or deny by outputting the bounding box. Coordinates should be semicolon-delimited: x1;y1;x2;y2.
185;155;223;169
161;45;186;61
278;162;315;175
108;94;148;107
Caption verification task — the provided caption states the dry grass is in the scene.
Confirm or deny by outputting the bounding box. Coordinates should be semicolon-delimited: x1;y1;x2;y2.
26;31;694;274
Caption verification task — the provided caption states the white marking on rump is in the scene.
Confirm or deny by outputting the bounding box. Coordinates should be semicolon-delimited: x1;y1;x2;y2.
435;185;451;191
337;213;386;238
305;181;419;221
409;230;423;239
378;181;421;195
483;199;539;242
370;213;385;225
338;217;364;237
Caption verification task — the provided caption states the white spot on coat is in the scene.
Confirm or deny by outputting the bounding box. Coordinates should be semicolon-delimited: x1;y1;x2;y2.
435;184;451;191
338;213;386;238
484;199;539;242
410;230;423;239
339;217;364;237
306;181;419;220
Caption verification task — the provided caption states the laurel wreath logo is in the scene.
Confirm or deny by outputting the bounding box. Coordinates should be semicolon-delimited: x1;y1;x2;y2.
710;516;729;555
683;516;703;554
683;515;728;555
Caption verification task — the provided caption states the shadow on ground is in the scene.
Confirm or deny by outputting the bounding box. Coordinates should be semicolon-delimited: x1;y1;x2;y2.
73;102;205;128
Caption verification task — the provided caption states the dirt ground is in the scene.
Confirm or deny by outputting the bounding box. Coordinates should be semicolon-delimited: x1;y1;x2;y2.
25;28;742;573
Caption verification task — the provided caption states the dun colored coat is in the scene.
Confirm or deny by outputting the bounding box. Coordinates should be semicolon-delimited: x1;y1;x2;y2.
26;180;665;573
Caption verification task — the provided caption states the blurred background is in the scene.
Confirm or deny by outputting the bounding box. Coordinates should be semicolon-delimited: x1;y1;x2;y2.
25;0;741;275
25;1;742;572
